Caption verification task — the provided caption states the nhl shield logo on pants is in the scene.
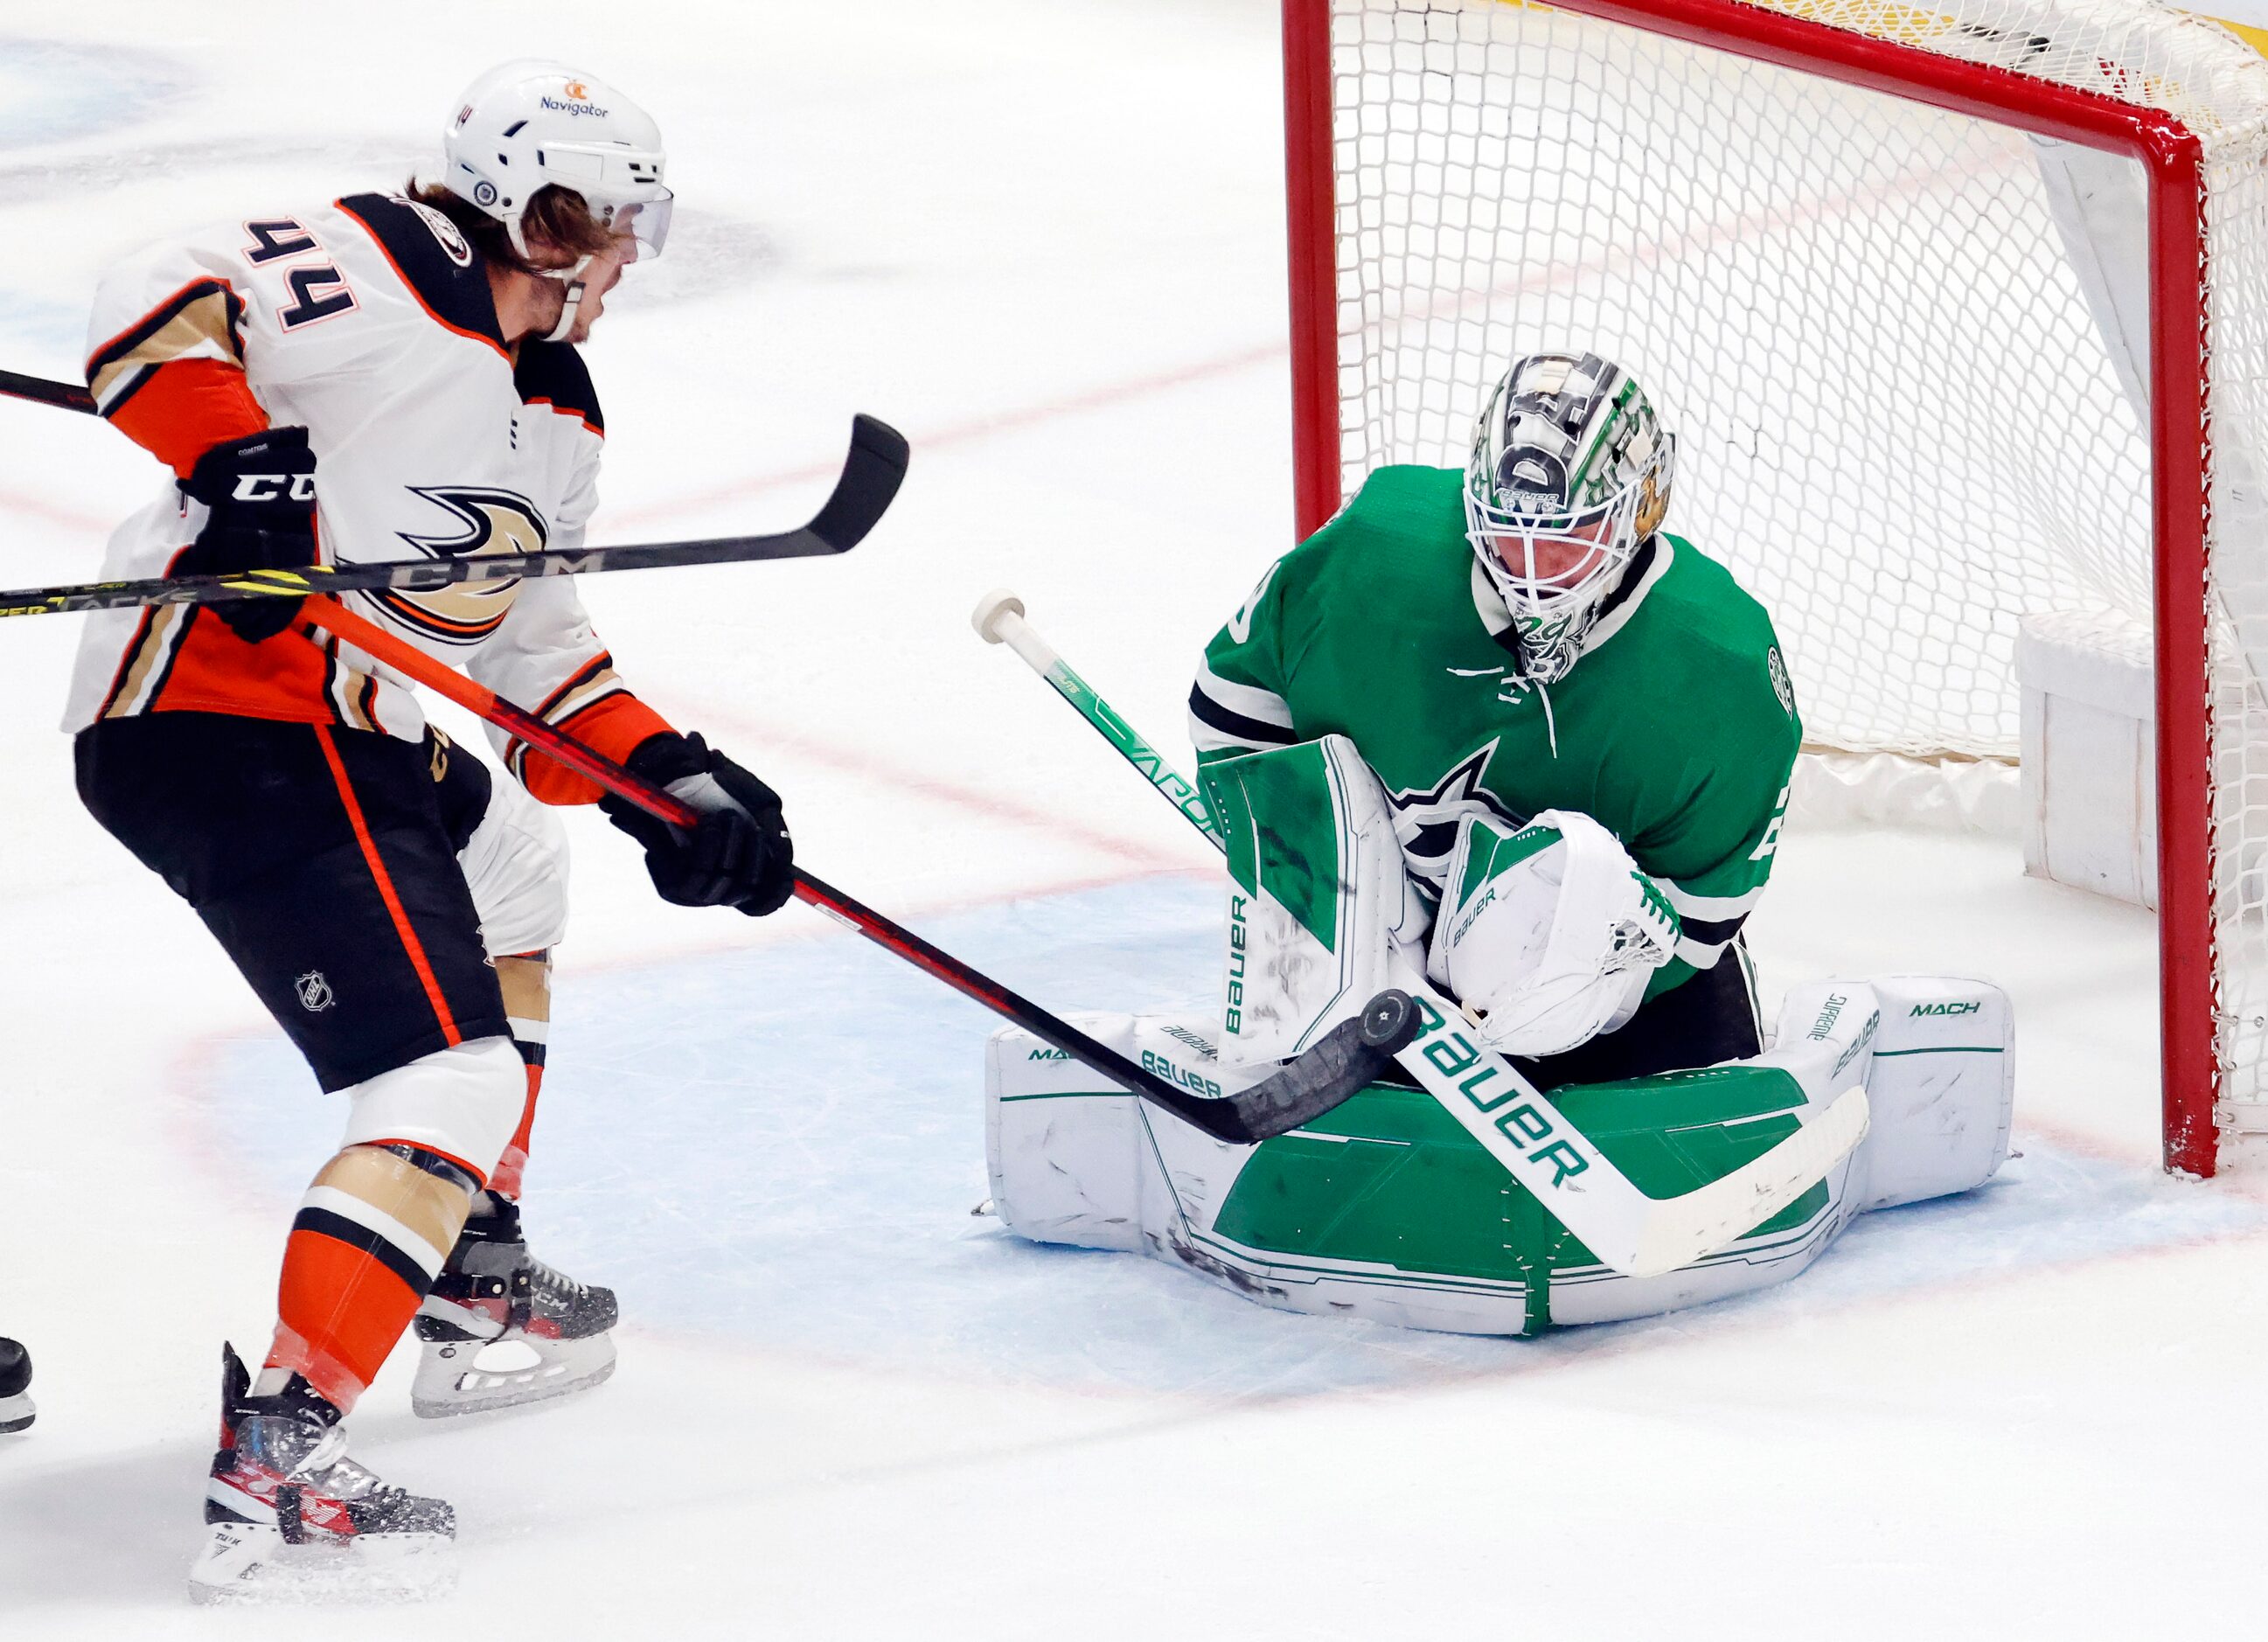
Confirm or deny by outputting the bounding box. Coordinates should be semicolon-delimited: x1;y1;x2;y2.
296;971;335;1012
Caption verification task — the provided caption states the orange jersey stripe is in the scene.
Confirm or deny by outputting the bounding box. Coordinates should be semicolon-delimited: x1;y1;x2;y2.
313;724;463;1047
122;609;345;726
522;396;605;440
105;358;269;477
515;691;674;806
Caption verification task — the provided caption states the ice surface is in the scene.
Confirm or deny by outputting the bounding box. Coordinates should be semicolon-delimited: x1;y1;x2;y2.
191;875;2265;1401
2;3;2265;1637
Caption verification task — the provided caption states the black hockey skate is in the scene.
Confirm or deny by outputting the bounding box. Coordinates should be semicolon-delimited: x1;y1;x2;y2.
412;1194;617;1418
191;1344;455;1604
0;1337;31;1433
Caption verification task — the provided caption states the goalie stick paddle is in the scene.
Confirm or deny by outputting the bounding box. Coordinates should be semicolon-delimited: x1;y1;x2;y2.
970;588;1871;1277
295;596;1415;1146
0;400;908;620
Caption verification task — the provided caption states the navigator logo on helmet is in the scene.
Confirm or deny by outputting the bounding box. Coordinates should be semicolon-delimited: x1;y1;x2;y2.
442;59;673;341
1464;351;1675;685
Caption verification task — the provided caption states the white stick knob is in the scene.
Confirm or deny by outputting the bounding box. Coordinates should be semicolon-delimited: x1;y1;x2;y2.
971;588;1027;644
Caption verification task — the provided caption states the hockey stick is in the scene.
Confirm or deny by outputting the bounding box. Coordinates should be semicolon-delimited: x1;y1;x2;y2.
296;596;1415;1146
0;414;909;621
972;590;1226;848
970;590;1870;1277
0;368;95;416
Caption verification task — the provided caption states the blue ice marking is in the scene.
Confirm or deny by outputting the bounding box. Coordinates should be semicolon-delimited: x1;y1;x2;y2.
0;38;185;149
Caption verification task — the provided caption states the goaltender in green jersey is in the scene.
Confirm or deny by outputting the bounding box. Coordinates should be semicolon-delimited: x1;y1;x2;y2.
1188;351;1799;1088
981;351;2013;1338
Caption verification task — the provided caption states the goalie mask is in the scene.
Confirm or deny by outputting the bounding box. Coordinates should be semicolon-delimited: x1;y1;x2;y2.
1464;351;1674;683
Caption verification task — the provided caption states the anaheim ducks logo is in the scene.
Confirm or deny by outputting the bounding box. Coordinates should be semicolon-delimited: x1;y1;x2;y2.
375;487;547;645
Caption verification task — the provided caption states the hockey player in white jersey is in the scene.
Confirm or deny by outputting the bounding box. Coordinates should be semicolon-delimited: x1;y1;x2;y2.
68;61;790;1599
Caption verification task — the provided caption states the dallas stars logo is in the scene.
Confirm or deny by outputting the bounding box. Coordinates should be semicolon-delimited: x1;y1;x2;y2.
1386;741;1525;888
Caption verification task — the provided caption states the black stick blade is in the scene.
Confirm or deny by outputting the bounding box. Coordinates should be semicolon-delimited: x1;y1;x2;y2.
1200;989;1419;1144
808;414;910;553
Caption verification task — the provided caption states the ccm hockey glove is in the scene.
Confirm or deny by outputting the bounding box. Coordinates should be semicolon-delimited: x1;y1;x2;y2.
602;732;796;916
177;426;320;643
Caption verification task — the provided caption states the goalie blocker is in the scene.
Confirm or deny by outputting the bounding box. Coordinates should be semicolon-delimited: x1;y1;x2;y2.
985;977;2012;1334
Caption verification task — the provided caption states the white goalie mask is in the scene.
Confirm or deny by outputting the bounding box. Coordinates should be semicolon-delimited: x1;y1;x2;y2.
1464;352;1674;683
442;60;673;339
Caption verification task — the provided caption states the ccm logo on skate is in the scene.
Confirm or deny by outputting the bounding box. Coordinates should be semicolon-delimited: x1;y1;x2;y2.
1910;1000;1980;1017
1411;995;1590;1186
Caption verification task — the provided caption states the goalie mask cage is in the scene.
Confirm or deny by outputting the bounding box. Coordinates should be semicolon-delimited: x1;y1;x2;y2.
1280;0;2268;1175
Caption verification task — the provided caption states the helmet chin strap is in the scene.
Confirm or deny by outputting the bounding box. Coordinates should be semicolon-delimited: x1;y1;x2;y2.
540;254;595;343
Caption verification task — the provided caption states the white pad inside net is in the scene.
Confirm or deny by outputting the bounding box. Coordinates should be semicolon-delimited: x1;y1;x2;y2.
1314;0;2268;1112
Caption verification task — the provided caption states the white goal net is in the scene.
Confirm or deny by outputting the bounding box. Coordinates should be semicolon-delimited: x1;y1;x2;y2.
1291;0;2268;1163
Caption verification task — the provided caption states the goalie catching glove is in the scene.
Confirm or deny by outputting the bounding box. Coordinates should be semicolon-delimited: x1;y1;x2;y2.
602;732;795;915
1427;809;1680;1057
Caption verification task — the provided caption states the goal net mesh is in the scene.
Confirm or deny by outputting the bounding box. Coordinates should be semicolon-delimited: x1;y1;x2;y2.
1316;0;2268;1115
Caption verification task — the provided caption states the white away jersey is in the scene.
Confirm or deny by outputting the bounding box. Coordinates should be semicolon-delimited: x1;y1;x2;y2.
65;191;669;800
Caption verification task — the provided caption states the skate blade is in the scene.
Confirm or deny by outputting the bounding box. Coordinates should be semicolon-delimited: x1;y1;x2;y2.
188;1520;456;1605
411;1331;616;1419
0;1391;32;1433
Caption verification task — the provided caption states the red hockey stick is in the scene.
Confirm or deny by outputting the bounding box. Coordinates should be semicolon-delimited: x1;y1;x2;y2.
296;597;1413;1145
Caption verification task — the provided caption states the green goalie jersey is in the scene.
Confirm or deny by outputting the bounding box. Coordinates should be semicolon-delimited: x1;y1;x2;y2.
1189;463;1801;994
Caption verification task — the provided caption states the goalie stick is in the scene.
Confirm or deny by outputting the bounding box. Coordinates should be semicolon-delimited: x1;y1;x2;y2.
0;412;910;621
974;590;1227;848
971;589;1871;1278
295;595;1416;1146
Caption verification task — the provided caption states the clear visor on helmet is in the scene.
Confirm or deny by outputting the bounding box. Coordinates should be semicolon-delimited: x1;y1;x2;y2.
588;187;673;261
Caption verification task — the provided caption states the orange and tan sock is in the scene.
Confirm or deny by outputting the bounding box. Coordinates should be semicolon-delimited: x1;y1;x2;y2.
257;1144;476;1412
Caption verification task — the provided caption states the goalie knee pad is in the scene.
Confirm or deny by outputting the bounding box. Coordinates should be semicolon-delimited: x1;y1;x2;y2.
456;767;569;958
337;1035;527;1186
1427;809;1679;1056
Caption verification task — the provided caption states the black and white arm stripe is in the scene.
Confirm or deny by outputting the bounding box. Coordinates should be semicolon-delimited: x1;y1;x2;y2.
1664;881;1766;970
1187;661;1297;756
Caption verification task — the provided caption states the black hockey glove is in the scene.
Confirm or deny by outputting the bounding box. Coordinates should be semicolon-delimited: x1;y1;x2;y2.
177;426;320;644
601;732;796;916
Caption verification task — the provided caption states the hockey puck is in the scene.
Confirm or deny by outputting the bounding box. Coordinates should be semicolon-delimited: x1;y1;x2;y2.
1360;990;1417;1050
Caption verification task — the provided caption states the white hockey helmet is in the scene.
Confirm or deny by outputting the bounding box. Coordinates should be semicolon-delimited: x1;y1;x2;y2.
442;60;673;265
1464;351;1674;683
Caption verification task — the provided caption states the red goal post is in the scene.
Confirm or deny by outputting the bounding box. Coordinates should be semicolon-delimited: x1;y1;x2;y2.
1279;0;2261;1173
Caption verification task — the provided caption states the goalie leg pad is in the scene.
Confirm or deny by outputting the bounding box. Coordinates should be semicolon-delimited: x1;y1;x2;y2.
984;978;2012;1336
1200;737;1428;1068
1833;977;2014;1212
